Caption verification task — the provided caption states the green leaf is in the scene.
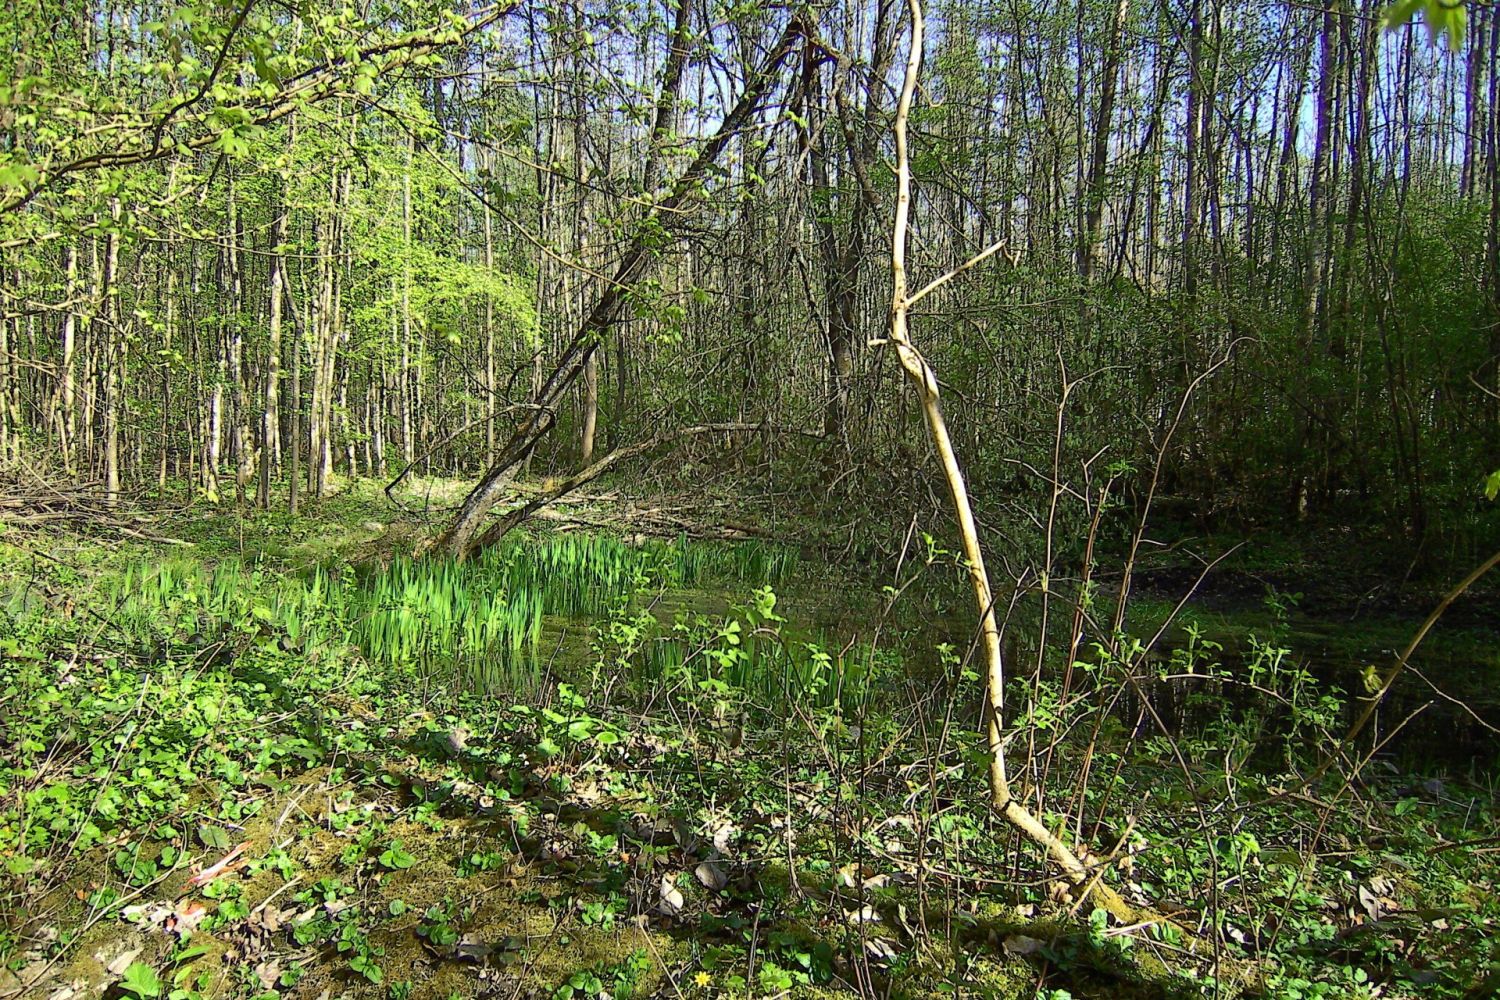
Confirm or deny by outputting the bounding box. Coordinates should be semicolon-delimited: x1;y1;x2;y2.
173;941;213;964
121;962;163;999
378;841;415;870
1382;0;1466;49
4;854;39;877
1485;468;1500;501
197;824;230;850
351;955;384;984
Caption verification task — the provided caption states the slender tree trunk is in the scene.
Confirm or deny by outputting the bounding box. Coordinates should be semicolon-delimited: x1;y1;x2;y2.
288;257;302;516
481;152;498;468
884;0;1141;923
1181;0;1202;300
159;269;175;488
56;246;78;473
102;200;122;502
0;289;13;465
579;351;598;466
1078;0;1130;280
227;173;254;502
1488;10;1500;442
260;126;293;509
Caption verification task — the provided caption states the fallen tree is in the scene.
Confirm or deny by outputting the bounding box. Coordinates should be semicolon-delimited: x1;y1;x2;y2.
464;422;794;549
431;14;814;559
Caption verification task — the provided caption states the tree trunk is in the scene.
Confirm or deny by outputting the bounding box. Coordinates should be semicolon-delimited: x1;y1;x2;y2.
102;201;122;502
1078;0;1130;280
884;0;1142;924
56;246;78;473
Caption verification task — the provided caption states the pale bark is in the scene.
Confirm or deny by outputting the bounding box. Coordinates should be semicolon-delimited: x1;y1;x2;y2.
102;201;122;502
885;0;1143;924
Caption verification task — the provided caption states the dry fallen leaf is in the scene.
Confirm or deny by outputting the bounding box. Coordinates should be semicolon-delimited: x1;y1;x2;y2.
1003;934;1044;956
253;959;281;991
452;936;493;962
694;861;727;891
657;874;685;916
710;820;738;853
105;948;143;976
1357;883;1381;922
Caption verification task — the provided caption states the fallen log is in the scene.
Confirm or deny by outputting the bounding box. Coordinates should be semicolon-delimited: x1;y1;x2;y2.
531;506;774;542
466;422;794;550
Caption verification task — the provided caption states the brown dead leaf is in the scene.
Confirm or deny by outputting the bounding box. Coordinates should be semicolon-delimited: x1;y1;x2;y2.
694;860;727;891
1003;935;1045;956
1357;883;1381;922
253;960;281;991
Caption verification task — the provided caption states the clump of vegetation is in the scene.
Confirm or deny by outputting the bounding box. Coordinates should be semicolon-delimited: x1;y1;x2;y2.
58;530;800;696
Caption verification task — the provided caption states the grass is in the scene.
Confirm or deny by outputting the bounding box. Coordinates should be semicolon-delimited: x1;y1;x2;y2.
32;529;803;698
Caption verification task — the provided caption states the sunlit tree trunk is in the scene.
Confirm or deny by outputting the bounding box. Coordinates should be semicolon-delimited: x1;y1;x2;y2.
56;246;78;474
102;200;123;502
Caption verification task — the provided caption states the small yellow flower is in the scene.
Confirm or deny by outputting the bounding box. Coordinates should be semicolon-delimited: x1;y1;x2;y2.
693;971;712;989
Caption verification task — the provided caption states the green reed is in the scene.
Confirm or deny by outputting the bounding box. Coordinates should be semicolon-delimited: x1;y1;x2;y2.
90;532;800;696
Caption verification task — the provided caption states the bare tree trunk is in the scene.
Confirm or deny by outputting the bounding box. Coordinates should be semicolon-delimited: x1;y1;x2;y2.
288;254;302;517
1303;1;1338;350
1181;0;1202;300
0;289;13;465
1462;5;1487;197
159;270;175;488
260;125;293;509
884;0;1142;924
310;156;343;499
227;172;254;503
1488;10;1500;443
1078;0;1130;280
811;0;893;449
56;246;78;473
102;200;122;502
579;351;598;466
481;148;498;468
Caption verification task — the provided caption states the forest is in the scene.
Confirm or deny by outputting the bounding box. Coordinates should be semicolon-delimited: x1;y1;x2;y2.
1;0;1499;996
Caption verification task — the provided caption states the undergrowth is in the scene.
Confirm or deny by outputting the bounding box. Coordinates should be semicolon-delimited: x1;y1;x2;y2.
0;510;1497;1000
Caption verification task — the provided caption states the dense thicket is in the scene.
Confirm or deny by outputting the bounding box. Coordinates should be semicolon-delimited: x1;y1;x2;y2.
1;0;1495;559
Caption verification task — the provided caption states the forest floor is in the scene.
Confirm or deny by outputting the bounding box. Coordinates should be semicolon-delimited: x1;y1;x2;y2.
2;480;1499;1000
